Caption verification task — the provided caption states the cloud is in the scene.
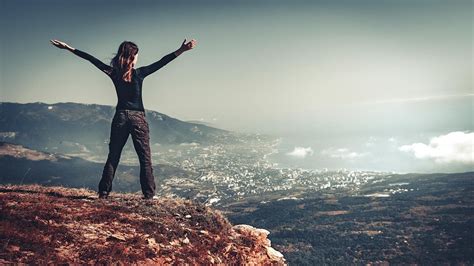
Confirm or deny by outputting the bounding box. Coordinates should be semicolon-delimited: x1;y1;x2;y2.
286;147;314;158
399;131;474;164
321;148;368;159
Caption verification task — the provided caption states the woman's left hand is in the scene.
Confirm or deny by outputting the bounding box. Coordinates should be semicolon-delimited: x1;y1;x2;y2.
50;39;74;51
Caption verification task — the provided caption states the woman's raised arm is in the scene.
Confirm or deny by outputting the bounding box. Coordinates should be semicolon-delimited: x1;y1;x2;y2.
50;39;113;76
137;38;197;78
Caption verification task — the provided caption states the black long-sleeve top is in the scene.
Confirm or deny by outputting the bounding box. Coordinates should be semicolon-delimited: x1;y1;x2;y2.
72;48;177;112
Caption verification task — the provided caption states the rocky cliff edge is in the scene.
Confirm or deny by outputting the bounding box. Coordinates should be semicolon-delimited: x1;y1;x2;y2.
0;184;286;265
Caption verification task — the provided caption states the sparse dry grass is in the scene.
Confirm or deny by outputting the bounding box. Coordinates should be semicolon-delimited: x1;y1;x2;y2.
0;184;286;265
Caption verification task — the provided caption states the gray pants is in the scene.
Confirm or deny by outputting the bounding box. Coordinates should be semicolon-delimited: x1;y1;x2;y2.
99;109;156;197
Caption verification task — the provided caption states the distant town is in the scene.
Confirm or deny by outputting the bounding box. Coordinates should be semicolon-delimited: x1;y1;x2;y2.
99;132;400;206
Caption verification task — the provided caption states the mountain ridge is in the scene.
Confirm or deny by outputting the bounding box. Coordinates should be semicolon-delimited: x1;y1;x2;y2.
0;101;235;156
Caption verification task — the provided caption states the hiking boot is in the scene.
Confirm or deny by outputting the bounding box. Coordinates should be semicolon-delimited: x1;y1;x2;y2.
98;191;109;199
143;195;159;200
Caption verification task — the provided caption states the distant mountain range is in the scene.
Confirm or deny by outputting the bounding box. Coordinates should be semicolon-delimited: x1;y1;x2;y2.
0;102;232;155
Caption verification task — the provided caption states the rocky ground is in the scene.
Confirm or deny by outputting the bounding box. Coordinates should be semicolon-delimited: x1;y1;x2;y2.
0;184;286;265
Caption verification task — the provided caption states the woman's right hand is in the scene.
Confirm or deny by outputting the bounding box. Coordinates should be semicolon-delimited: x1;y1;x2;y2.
180;38;197;52
50;39;74;50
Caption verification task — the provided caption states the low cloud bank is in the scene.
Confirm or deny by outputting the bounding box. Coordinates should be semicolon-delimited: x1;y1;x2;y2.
286;147;314;158
399;131;473;164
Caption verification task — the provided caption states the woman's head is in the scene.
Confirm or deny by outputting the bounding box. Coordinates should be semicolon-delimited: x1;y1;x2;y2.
110;41;139;82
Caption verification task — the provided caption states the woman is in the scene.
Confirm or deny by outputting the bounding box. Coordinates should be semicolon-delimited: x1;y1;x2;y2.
50;38;197;199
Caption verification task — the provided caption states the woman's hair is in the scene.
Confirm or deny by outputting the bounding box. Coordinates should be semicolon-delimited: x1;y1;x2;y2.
110;41;139;82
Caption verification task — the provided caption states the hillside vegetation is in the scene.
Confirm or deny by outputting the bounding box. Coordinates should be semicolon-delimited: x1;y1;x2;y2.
0;184;286;264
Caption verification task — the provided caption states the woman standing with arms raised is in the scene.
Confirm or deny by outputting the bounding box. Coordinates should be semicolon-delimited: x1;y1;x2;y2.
50;38;197;199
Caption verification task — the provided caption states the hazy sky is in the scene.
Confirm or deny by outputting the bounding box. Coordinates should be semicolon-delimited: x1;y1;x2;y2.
1;0;472;172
